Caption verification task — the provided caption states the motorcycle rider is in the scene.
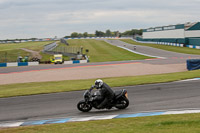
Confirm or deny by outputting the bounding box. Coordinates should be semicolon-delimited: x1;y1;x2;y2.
94;79;115;109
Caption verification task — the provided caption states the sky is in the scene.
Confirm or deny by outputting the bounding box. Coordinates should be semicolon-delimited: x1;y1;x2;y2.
0;0;199;39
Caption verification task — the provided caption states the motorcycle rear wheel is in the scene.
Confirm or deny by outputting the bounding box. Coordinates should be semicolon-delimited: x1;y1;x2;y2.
115;97;129;109
77;100;92;112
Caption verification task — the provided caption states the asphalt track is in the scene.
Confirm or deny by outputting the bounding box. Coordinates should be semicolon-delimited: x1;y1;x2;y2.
0;79;200;123
105;39;200;58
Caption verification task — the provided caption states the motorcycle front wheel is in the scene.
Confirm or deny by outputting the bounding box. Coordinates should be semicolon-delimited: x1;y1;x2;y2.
77;100;92;112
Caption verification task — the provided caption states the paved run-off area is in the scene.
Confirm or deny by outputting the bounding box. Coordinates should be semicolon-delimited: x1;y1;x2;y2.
0;61;186;85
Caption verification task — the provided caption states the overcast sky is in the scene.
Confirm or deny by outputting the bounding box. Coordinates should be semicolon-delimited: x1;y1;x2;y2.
0;0;199;39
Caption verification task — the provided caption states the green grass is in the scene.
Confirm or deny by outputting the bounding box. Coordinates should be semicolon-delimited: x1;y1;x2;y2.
40;52;70;62
0;41;54;51
121;39;200;55
67;39;150;62
56;42;69;47
1;113;200;133
39;52;53;62
0;41;55;62
0;70;200;98
0;49;31;63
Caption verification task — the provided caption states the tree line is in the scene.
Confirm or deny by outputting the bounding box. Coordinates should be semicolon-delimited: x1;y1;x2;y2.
65;29;143;38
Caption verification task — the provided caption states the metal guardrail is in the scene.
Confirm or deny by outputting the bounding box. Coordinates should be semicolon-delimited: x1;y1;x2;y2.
43;42;82;57
43;42;58;52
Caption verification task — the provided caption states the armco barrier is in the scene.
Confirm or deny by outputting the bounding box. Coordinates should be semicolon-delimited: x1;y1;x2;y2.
187;59;200;71
43;42;58;51
0;62;39;67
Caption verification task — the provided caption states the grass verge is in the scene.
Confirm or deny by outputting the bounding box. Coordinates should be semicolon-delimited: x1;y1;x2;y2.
0;41;55;63
0;49;31;63
0;70;200;98
0;41;54;51
121;39;200;55
1;113;200;133
67;39;150;62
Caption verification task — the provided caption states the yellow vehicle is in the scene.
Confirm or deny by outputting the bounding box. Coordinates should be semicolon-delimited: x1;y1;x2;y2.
53;54;63;64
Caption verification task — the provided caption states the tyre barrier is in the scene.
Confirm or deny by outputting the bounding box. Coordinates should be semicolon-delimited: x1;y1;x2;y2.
133;39;184;47
133;39;200;49
64;60;88;64
186;45;200;49
0;60;89;67
0;62;39;67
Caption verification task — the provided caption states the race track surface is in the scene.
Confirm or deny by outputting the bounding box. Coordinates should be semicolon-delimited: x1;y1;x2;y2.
1;80;200;123
106;39;199;57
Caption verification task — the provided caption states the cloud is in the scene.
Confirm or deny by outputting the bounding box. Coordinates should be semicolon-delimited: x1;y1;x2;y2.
0;0;199;39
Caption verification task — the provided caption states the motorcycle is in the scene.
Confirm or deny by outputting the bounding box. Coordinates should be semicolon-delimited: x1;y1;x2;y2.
77;86;129;112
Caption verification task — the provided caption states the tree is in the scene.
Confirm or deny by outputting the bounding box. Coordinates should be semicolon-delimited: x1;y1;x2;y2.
106;29;111;37
121;29;143;36
66;29;143;38
71;32;78;38
83;32;88;37
88;34;95;37
78;33;83;38
95;30;100;37
99;31;105;37
95;30;105;37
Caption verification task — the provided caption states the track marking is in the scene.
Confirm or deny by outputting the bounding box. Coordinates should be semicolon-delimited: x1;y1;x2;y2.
1;109;200;128
0;122;24;128
114;111;165;118
176;78;200;82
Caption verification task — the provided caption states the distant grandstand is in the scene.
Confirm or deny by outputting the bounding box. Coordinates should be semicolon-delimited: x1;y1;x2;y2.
138;22;200;46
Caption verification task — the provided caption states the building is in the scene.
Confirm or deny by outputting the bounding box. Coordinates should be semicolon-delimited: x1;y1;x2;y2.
138;22;200;46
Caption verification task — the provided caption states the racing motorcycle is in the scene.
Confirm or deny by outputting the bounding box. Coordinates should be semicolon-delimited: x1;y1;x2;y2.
77;86;129;112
